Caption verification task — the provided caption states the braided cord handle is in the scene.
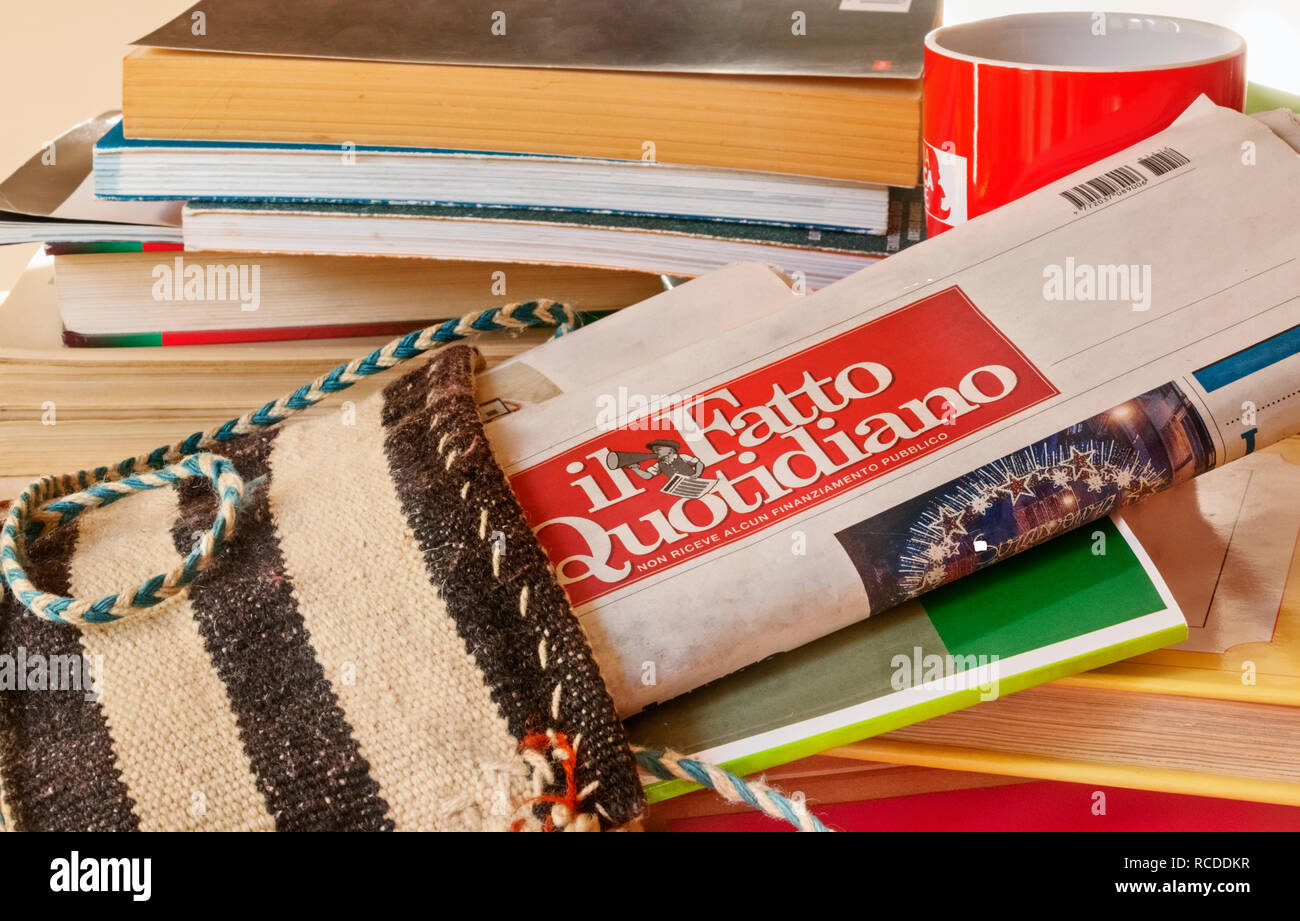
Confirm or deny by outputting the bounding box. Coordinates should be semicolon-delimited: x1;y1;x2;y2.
1;301;578;625
634;747;832;832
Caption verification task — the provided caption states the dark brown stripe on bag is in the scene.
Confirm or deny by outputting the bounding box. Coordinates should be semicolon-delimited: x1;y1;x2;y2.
381;346;645;828
0;524;140;831
173;432;393;831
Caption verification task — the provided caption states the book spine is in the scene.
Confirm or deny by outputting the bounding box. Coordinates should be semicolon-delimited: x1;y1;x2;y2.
61;329;163;348
43;241;184;255
62;312;618;348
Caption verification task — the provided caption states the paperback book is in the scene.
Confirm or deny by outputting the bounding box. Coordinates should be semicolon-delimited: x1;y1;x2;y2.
179;199;923;289
94;122;901;234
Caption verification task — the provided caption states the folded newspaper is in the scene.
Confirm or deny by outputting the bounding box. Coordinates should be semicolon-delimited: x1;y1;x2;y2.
481;97;1300;715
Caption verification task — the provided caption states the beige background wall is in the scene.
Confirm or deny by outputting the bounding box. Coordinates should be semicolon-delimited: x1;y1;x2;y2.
0;1;190;293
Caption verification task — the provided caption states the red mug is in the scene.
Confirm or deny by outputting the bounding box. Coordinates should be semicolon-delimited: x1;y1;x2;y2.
923;12;1246;236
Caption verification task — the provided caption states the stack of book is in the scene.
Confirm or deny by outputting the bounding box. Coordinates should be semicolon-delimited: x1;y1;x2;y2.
114;0;932;290
0;0;937;474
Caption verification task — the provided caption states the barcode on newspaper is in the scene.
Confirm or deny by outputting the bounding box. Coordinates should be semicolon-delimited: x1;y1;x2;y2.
1058;165;1147;211
1137;146;1191;176
1059;147;1191;212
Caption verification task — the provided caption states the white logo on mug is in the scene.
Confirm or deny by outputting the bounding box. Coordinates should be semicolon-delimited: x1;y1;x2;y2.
924;142;968;227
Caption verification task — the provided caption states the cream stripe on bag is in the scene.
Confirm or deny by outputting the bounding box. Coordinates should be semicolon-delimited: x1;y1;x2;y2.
269;398;532;830
70;488;274;832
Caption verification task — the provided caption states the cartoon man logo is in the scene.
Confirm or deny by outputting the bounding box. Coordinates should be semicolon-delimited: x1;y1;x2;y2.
629;439;704;481
605;438;716;498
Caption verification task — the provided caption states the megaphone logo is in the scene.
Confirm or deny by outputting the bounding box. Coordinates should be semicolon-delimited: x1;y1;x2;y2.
606;439;718;499
605;449;659;470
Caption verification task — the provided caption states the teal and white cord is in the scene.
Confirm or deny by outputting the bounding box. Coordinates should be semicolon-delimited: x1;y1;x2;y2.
635;747;832;832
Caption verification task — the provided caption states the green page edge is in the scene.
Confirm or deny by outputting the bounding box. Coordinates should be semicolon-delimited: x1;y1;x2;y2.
642;620;1187;803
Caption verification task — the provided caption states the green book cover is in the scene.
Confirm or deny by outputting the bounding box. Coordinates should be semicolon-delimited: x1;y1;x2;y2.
626;515;1185;802
1247;82;1300;114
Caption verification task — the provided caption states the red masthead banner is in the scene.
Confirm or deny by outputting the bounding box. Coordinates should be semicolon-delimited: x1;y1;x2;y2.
509;286;1058;606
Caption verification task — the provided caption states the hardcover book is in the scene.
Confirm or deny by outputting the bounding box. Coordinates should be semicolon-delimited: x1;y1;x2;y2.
120;50;924;185
135;0;942;79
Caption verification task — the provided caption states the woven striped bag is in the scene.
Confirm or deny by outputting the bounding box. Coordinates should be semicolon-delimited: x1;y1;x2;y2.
0;304;648;832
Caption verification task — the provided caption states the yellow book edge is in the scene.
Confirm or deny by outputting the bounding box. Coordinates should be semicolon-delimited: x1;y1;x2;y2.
830;738;1300;808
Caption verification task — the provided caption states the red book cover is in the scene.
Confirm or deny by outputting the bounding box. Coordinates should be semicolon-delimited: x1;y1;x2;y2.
667;781;1300;832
